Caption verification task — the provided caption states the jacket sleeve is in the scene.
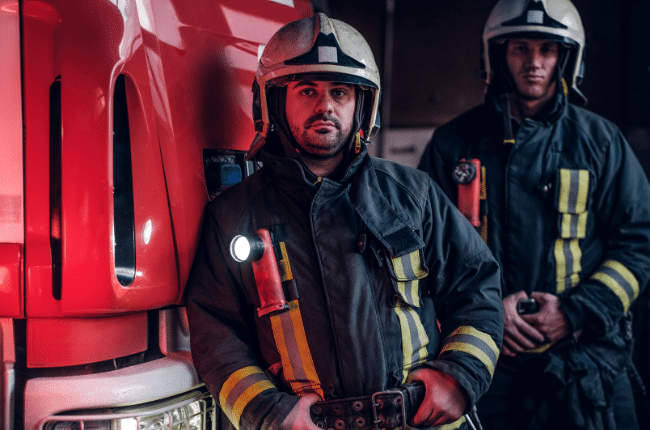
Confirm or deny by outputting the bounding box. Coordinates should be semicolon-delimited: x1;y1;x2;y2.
185;209;297;430
560;131;650;336
420;179;504;407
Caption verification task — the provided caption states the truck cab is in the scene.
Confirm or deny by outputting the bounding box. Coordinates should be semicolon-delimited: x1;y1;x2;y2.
0;0;311;428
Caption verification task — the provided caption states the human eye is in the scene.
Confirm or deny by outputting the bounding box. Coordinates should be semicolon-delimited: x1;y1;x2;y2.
541;43;557;54
300;87;315;97
508;43;525;54
331;87;351;99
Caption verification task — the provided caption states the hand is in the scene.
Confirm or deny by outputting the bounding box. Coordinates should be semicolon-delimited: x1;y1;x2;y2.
520;292;571;342
279;393;322;430
501;291;545;356
407;367;468;427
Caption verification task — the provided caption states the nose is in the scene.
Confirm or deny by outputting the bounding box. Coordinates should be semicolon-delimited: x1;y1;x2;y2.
315;92;334;113
526;49;543;68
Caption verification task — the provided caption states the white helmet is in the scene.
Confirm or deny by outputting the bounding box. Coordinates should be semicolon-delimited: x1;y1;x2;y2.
248;13;381;159
482;0;585;101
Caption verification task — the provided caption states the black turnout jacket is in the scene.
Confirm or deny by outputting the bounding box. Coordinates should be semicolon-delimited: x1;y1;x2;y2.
419;92;650;373
186;138;504;430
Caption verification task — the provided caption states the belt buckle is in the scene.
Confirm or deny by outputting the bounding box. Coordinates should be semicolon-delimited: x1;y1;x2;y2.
371;388;406;430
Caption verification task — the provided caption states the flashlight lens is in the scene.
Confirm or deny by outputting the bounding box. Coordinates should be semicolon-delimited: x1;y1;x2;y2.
231;236;251;262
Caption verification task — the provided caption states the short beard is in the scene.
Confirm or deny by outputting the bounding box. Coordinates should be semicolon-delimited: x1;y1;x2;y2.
291;114;353;160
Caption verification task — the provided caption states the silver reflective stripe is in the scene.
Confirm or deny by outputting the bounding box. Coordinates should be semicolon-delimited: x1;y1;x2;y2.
591;260;639;313
439;326;499;378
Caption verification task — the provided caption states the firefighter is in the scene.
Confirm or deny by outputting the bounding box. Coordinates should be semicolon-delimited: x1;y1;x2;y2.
418;0;650;429
186;13;504;430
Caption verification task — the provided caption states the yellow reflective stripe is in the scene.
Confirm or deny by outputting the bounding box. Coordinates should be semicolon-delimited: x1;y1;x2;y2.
479;166;487;199
560;212;588;238
392;251;426;307
392;250;427;280
554;239;582;294
521;340;556;354
394;304;430;382
558;169;589;214
270;300;324;398
230;381;275;429
219;366;275;430
560;77;569;96
440;326;499;378
277;242;293;282
591;260;639;313
397;280;420;307
576;170;589;212
436;416;466;430
392;254;407;279
478;167;488;243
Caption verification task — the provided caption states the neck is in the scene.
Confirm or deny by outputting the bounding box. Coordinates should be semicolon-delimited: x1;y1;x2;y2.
509;82;557;122
298;151;345;178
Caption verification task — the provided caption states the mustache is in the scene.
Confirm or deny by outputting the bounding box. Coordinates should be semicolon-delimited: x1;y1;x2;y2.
305;113;341;129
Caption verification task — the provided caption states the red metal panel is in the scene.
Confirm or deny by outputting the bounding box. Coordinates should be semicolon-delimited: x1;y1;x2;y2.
23;0;62;317
26;313;148;368
0;245;22;317
23;0;179;316
23;0;312;316
139;0;313;301
0;0;24;245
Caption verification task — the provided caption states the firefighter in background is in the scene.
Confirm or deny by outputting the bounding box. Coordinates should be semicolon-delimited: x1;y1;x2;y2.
186;13;504;430
418;0;650;429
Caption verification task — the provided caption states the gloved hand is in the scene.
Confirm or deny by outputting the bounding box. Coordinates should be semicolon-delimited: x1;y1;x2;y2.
279;393;322;430
407;367;468;427
502;291;545;356
520;291;571;343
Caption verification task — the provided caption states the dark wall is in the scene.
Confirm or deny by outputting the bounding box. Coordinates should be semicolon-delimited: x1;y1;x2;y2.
326;0;650;131
325;0;650;424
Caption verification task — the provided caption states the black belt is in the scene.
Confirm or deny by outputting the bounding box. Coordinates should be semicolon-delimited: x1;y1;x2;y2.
310;382;426;430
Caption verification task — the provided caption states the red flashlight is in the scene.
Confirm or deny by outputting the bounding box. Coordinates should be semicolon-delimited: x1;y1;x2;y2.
230;229;289;317
454;158;481;227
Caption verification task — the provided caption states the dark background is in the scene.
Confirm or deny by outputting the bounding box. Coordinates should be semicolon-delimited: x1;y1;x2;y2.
315;0;650;424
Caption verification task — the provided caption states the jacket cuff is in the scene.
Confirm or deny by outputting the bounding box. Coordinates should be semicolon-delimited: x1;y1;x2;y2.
558;292;585;333
426;360;477;409
259;392;299;430
218;366;298;430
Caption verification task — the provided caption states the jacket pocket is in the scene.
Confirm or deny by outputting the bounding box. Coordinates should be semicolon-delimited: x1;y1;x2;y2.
387;248;431;382
553;168;591;293
556;168;590;239
387;249;428;307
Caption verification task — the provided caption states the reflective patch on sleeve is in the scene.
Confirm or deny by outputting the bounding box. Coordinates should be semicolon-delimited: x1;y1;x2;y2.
591;259;639;313
219;366;275;430
394;302;430;382
554;238;582;294
270;300;324;398
391;250;427;307
439;326;499;378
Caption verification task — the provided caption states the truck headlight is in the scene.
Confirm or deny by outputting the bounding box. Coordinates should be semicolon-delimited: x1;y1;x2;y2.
42;388;215;430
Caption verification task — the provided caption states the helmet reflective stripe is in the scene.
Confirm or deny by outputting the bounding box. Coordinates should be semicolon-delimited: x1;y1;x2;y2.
249;13;381;159
482;0;585;92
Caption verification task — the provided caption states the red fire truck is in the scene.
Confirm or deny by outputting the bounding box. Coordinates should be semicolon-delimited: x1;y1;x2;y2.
0;0;312;428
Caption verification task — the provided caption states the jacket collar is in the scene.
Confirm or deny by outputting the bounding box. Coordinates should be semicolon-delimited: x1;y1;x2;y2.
486;88;568;126
260;134;423;257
